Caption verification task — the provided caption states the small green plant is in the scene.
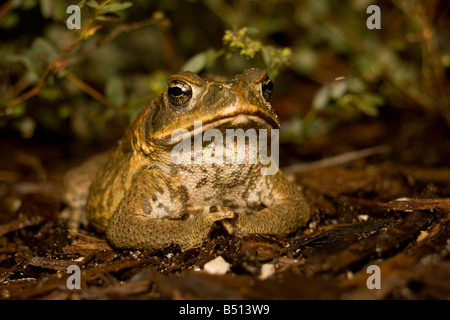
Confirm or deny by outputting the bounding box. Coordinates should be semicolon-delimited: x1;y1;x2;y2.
0;0;448;140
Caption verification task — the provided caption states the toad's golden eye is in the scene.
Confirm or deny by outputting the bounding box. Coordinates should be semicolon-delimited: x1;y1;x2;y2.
167;80;193;106
261;76;273;101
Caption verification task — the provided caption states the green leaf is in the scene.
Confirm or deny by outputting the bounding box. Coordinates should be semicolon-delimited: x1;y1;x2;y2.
77;0;86;9
86;0;99;9
357;93;384;117
12;0;37;10
39;0;66;20
291;47;317;75
105;76;125;107
100;2;133;13
312;85;330;111
39;86;63;101
182;49;215;74
95;13;120;21
0;12;20;29
32;37;58;62
11;103;26;117
329;79;348;100
39;0;53;18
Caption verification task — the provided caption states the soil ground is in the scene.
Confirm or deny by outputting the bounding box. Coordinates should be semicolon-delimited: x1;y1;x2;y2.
0;109;449;300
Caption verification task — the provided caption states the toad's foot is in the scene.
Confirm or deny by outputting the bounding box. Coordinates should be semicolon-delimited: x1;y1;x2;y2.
106;204;237;251
220;198;310;237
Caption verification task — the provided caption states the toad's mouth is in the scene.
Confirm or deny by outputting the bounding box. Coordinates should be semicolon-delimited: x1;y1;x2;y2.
157;112;280;146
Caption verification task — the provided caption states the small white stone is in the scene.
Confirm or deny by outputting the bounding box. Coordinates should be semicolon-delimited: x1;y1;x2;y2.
166;252;174;259
357;214;369;221
203;256;230;275
258;263;275;280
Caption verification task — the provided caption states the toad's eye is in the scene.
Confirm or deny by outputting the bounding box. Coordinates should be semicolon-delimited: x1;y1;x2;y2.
167;80;193;106
261;76;273;101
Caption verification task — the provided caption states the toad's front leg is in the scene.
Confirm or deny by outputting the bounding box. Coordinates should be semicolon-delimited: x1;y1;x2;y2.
221;172;310;236
105;171;235;251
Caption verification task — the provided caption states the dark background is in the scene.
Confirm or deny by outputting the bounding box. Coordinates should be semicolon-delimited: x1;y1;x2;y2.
0;0;449;300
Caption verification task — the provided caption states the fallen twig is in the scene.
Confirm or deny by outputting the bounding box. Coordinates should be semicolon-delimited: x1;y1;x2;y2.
383;198;450;212
283;144;390;174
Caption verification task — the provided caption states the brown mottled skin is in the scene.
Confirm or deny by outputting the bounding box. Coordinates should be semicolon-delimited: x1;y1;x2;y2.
67;69;310;251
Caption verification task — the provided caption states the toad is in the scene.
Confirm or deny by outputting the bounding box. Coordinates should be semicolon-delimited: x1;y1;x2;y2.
63;68;310;251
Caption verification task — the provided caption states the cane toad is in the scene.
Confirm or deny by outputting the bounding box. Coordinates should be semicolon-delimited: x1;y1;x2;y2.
64;68;310;251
